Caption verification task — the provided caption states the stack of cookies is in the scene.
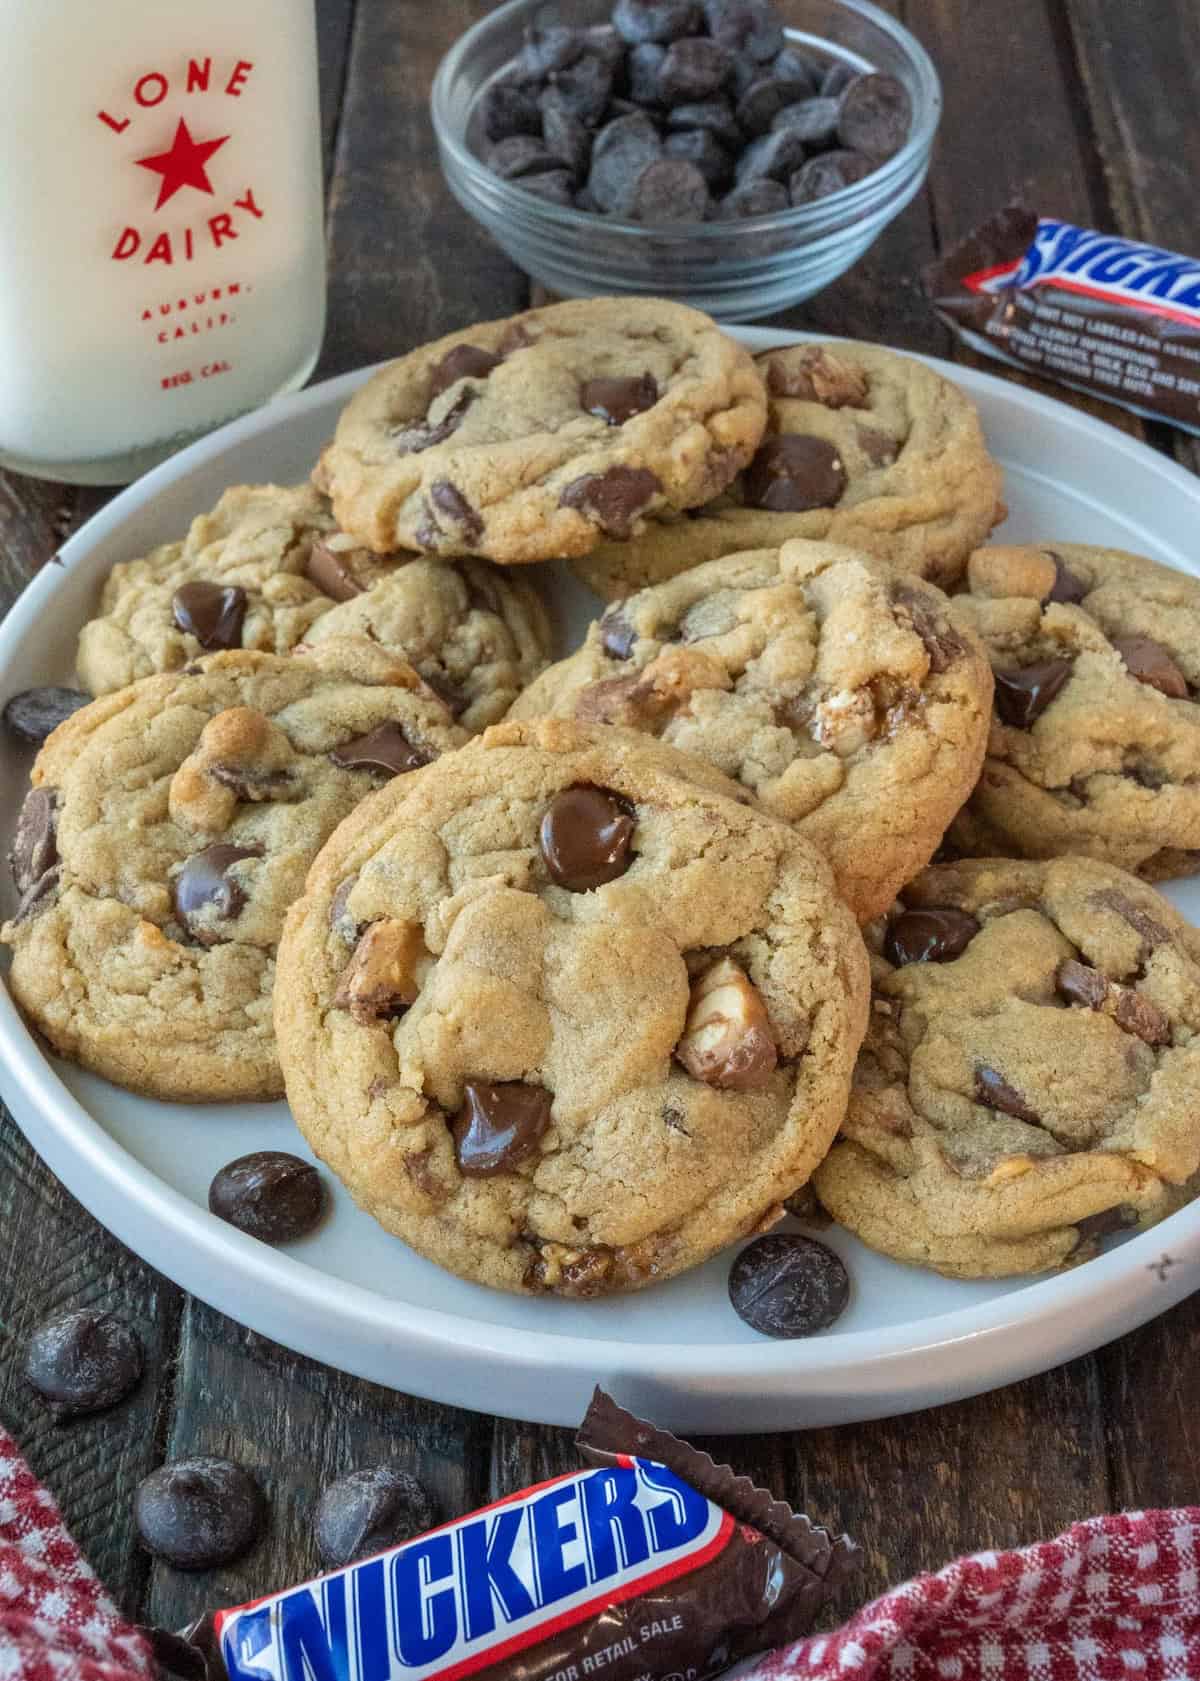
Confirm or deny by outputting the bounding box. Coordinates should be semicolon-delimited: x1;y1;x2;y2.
6;296;1200;1312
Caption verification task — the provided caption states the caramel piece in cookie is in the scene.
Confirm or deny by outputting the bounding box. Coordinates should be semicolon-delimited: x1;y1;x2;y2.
509;539;993;920
814;857;1200;1278
572;340;1005;599
947;541;1200;879
273;718;868;1296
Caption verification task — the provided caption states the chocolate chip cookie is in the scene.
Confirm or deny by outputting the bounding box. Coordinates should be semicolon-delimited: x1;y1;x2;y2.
813;857;1200;1278
76;483;553;730
312;298;767;564
946;543;1200;879
274;716;869;1296
507;541;993;921
571;341;1005;599
2;643;468;1102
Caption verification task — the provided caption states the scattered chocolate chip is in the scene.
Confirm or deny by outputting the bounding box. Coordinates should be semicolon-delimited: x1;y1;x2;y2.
1043;552;1089;605
729;1234;849;1337
316;1467;437;1569
306;539;367;602
716;178;789;217
549;53;614;125
735;126;809;184
587;111;664;211
770;94;840;146
511;23;585;81
993;659;1073;729
479;81;542;142
771;45;820;91
819;60;856;98
743;434;846;512
172;843;261;945
519;169;577;205
428;480;484;544
541;89;593;175
737;76;814;135
1112;635;1189;699
560;465;660;537
452;1080;553;1176
429;343;503;399
974;1065;1041;1124
633;155;711;220
666;96;742;146
582;372;660;425
857;425;897;466
837;72;911;158
664;126;732;186
658;36;736;104
331;722;433;778
10;786;58;894
627;41;668;104
172;581;247;651
702;0;784;62
789;149;874;202
208;1151;325;1245
600;609;637;659
486;133;565;179
3;687;89;747
24;1308;143;1420
885;907;980;967
540;785;636;890
613;0;701;44
135;1457;265;1570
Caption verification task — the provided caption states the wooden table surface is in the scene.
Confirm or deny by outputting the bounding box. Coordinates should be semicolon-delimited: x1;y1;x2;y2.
3;0;1200;1641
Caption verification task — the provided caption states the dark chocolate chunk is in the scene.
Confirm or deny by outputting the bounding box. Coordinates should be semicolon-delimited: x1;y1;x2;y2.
391;388;476;455
583;23;627;73
3;687;89;747
513;24;585;80
857;425;897;466
892;582;967;673
1044;552;1089;606
1112;635;1189;699
541;89;593;177
993;659;1073;729
316;1467;437;1569
429;480;484;544
702;0;785;63
24;1308;143;1421
790;149;874;202
885;907;980;967
10;786;58;894
737;77;816;136
209;1151;325;1245
716;178;789;217
581;373;660;426
540;785;636;890
770;95;840;146
519;169;577;205
613;0;701;44
12;865;61;924
666;97;741;146
452;1080;553;1176
627;42;668;104
560;466;660;538
735;125;810;184
837;72;911;159
819;60;856;98
486;134;565;180
331;722;433;778
588;112;663;212
306;539;367;602
663;127;732;186
548;53;614;126
172;843;261;945
729;1234;850;1337
771;45;820;92
600;610;637;659
658;37;737;105
479;81;542;143
172;581;247;651
421;669;468;717
1056;959;1171;1045
429;343;503;399
743;434;846;512
974;1065;1041;1124
209;763;294;801
135;1457;265;1570
633;156;710;221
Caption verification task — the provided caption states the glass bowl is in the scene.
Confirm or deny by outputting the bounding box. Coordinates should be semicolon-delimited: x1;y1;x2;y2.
431;0;941;321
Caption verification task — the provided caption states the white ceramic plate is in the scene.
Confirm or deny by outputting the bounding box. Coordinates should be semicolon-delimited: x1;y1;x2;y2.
3;329;1199;1434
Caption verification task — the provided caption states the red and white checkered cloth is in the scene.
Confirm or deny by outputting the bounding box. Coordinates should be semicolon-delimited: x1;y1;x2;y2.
0;1420;1198;1680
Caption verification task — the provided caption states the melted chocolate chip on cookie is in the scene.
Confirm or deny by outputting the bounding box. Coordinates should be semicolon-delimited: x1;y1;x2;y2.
1112;636;1189;699
560;465;661;537
452;1080;553;1176
331;723;433;778
540;786;636;890
993;660;1073;729
581;372;659;425
172;581;247;650
429;344;503;397
885;907;980;967
742;435;846;512
172;843;262;944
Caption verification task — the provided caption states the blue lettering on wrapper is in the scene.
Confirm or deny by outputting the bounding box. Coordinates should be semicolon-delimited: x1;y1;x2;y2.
531;1485;589;1605
223;1604;275;1681
637;1462;712;1553
393;1536;457;1668
278;1580;350;1681
458;1508;536;1641
354;1558;392;1681
581;1467;650;1580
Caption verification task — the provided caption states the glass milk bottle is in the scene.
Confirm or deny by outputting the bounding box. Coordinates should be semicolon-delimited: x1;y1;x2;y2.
0;0;326;484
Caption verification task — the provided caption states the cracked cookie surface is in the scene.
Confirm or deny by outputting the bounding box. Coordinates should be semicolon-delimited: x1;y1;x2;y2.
813;857;1200;1278
76;483;553;731
2;643;468;1102
312;298;767;564
508;540;993;921
274;716;869;1296
571;341;1004;600
946;543;1200;879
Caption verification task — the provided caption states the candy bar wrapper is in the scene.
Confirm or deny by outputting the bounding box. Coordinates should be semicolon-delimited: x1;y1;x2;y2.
926;205;1200;435
159;1390;858;1681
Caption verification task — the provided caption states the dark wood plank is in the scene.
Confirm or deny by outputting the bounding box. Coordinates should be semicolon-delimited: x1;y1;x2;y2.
316;0;528;380
1100;1292;1200;1513
316;0;359;183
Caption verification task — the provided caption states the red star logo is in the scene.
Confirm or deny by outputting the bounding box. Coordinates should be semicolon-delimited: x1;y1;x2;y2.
135;118;229;211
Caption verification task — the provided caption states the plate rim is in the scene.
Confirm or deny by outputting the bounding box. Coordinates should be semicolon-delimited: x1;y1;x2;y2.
3;326;1200;1425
